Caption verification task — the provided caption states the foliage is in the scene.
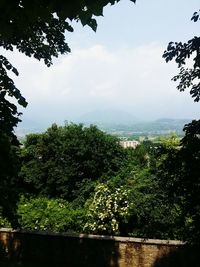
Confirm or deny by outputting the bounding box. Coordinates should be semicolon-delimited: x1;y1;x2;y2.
155;134;181;169
84;183;129;235
0;0;136;64
163;10;200;101
19;123;125;201
0;55;26;222
157;120;200;244
159;133;180;149
17;195;85;232
106;140;183;239
0;132;21;224
0;55;27;129
9;132;197;242
126;173;183;239
0;214;11;228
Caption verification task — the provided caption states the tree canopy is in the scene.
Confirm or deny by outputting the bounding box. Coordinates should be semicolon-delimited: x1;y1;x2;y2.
20;123;125;201
1;0;136;66
157;120;200;244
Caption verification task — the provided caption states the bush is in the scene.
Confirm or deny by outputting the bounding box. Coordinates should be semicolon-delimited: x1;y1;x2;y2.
0;214;11;228
84;183;129;235
17;195;86;233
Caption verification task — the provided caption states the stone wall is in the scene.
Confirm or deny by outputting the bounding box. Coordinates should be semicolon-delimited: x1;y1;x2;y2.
0;228;198;267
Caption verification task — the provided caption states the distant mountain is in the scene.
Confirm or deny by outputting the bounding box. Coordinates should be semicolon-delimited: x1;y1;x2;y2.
155;118;191;124
98;118;192;136
15;112;193;139
76;109;138;125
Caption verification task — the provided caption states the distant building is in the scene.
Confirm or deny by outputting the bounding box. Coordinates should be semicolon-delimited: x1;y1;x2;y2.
120;140;140;149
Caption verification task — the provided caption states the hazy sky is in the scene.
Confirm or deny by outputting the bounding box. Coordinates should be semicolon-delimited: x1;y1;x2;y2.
4;0;200;126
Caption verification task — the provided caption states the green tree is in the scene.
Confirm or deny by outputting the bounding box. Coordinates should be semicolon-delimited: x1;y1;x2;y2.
157;120;200;244
0;132;21;224
163;11;200;242
20;123;125;202
163;10;200;102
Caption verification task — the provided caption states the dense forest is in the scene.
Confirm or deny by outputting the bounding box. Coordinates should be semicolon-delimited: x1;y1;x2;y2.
0;122;199;245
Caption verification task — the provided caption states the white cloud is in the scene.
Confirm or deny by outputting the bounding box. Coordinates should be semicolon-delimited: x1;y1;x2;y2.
2;43;200;124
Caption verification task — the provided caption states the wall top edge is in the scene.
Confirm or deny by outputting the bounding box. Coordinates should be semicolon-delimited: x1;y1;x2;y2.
0;228;184;246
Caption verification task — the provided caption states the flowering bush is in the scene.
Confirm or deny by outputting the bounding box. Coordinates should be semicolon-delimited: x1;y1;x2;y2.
84;183;129;235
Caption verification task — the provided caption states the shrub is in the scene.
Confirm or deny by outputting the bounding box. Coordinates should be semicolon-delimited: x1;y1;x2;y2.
17;195;86;233
0;214;11;228
84;183;129;235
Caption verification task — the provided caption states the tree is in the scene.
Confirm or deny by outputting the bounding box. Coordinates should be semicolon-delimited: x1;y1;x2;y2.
163;10;200;102
162;10;200;244
20;123;126;202
157;120;200;244
0;131;21;224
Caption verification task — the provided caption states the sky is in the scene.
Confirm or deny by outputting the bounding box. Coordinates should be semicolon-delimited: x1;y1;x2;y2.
4;0;200;127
